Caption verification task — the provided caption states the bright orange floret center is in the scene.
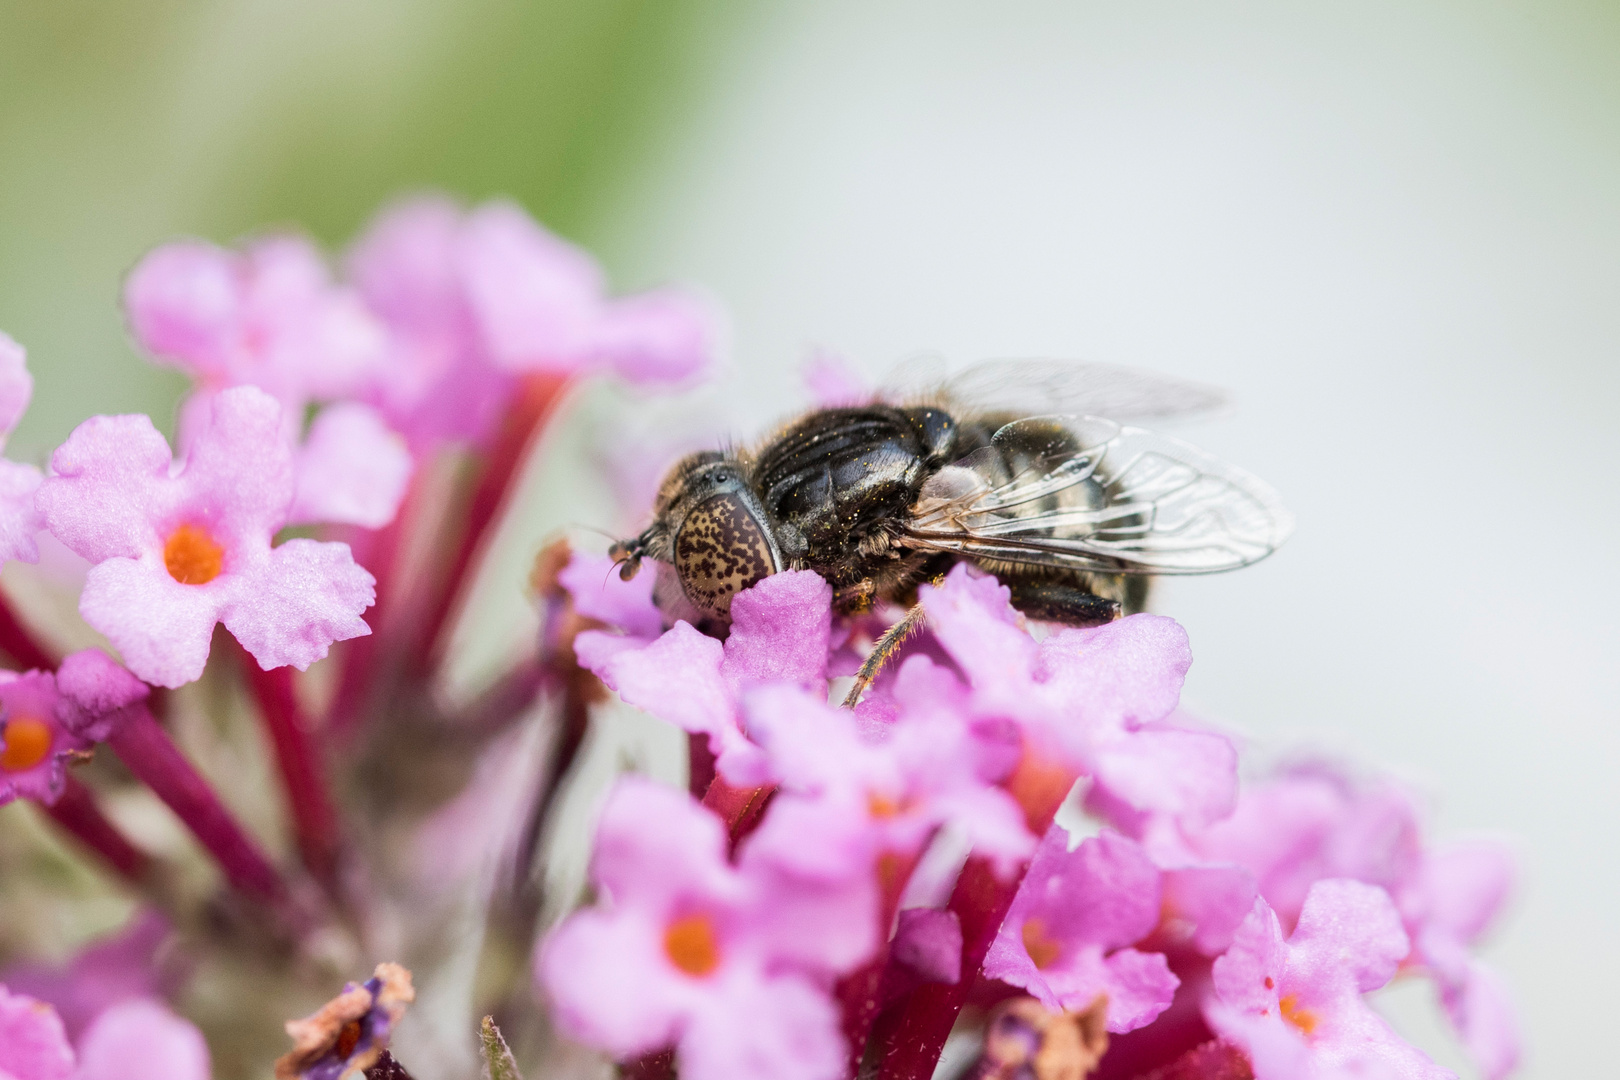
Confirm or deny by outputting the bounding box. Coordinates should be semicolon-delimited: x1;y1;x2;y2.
1278;994;1320;1036
0;715;53;772
163;523;225;585
1022;917;1063;970
664;914;721;977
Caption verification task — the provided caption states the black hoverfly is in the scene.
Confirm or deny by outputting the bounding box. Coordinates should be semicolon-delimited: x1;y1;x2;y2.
610;359;1292;703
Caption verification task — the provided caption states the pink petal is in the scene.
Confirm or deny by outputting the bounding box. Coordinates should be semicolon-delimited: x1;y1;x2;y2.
723;571;833;689
0;332;34;440
288;403;412;529
1160;865;1258;956
603;623;733;743
559;552;662;639
919;565;1036;691
347;195;465;334
0;911;171;1040
0;671;88;807
1288;879;1408;997
0;460;43;565
572;629;648;673
1443;961;1520;1080
72;999;208;1080
1416;839;1516;947
39;415;175;564
53;650;150;743
891;909;962;985
1095;948;1180;1033
1092;724;1237;826
677;971;845;1080
77;558;225;689
221;538;374;673
538;908;690;1060
178;386;295;544
1038;614;1192;730
592;288;719;386
588;777;736;911
1210;897;1287;1014
0;986;74;1080
123;242;241;377
742;860;880;977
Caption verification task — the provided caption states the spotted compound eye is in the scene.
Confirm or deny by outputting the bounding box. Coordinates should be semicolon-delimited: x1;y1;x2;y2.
674;493;778;619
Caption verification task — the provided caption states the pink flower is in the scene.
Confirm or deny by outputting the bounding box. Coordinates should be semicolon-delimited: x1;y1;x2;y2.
1207;879;1454;1080
983;828;1179;1032
538;777;875;1080
126;236;410;530
72;1000;209;1080
0;985;74;1080
37;386;375;687
348;195;718;451
558;550;663;640
1;912;174;1039
575;570;834;785
0;670;89;807
0;333;44;566
740;679;1034;881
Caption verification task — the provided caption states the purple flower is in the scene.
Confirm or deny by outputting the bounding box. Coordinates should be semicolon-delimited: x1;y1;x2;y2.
538;777;875;1080
347;195;718;451
37;386;376;687
983;828;1179;1033
0;333;44;566
0;985;74;1080
1207;879;1453;1080
575;570;834;785
0;670;89;807
275;964;414;1080
126;236;410;530
72;999;210;1080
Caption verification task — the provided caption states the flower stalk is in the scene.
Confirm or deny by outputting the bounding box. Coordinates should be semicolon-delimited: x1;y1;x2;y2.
39;774;151;884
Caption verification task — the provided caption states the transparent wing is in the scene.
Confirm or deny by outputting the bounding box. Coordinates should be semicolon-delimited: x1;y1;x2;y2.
904;415;1294;575
880;357;1228;423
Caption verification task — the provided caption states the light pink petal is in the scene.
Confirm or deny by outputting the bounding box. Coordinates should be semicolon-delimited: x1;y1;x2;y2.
891;909;962;985
1094;948;1180;1032
1038;614;1192;730
1160;865;1258;956
678;971;845;1080
288;403;412;529
0;460;43;565
1092;724;1238;826
589;777;736;910
53;650;150;743
1416;839;1516;947
78;558;226;689
457;200;601;372
124;242;241;376
919;565;1037;690
1288;879;1409;997
603;623;733;742
1443;961;1520;1080
347;195;465;333
723;571;833;689
220;538;374;673
0;671;88;807
1201;1003;1312;1080
559;552;662;639
39;415;174;563
741;685;862;795
592;288;719;386
743;862;879;977
0;332;34;440
72;999;208;1080
0;986;74;1080
738;795;874;884
538;908;689;1060
178;386;294;544
1042;832;1164;951
1210;897;1287;1014
572;629;648;673
929;783;1036;879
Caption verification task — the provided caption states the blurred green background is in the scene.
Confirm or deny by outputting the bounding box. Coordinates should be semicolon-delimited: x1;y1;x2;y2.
0;0;737;453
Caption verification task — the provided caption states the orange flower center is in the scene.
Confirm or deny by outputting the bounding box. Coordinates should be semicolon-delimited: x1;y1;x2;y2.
1278;994;1319;1036
664;913;721;977
867;791;906;818
163;523;225;585
1021;917;1063;970
0;715;53;772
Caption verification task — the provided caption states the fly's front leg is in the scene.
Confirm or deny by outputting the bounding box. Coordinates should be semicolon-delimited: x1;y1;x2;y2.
841;602;928;708
1007;581;1120;627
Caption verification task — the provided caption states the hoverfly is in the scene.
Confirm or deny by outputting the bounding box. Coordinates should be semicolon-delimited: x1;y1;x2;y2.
611;359;1293;703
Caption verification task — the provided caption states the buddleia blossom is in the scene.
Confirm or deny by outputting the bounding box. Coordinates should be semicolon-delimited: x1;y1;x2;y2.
125;235;411;529
0;984;208;1080
36;385;375;687
0;669;89;806
0;333;44;566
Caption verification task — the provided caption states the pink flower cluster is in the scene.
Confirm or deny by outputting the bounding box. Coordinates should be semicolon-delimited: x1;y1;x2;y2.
542;562;1518;1080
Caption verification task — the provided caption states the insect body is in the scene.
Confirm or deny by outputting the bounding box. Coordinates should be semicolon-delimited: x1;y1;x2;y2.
611;360;1293;656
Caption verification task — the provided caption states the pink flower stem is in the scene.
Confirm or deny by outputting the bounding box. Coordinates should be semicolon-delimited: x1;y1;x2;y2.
415;372;573;672
699;776;776;852
0;591;56;671
324;514;408;737
687;731;717;798
836;849;925;1077
40;775;150;884
239;649;341;890
105;703;295;914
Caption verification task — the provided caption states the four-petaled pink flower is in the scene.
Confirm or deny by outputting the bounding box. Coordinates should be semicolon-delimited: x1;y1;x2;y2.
539;777;876;1080
125;235;411;529
0;670;88;807
983;828;1180;1032
36;385;375;688
348;195;718;451
0;332;44;566
1208;878;1455;1080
